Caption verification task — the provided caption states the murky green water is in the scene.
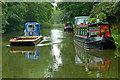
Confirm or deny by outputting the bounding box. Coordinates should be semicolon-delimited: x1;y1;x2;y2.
2;28;119;78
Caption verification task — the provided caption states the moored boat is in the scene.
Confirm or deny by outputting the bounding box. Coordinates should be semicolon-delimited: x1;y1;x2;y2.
10;22;43;46
64;23;73;32
74;16;116;49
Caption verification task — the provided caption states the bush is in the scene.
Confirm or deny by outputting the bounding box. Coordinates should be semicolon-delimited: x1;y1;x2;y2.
52;24;64;28
88;18;96;23
95;31;100;35
99;12;106;21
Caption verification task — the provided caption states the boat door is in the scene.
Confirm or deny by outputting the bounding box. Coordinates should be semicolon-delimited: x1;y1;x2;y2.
100;24;110;36
36;23;41;36
25;23;41;36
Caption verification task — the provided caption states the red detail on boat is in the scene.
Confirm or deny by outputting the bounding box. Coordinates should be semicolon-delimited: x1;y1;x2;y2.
65;26;72;29
10;38;18;41
100;65;105;72
11;51;17;53
65;27;67;29
101;25;110;36
76;25;88;27
75;35;87;38
105;60;110;66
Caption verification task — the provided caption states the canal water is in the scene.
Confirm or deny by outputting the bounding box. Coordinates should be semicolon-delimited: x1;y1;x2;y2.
2;27;119;78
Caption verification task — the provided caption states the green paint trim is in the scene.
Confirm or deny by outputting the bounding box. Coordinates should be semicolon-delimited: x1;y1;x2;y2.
77;26;88;36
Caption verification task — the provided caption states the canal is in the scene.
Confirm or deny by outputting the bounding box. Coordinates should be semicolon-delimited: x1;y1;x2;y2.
2;27;119;78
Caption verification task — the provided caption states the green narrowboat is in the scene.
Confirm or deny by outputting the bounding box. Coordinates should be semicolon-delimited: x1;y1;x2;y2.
74;16;116;49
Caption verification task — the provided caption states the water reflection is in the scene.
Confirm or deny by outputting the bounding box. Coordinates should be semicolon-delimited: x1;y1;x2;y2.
3;28;119;78
44;29;63;78
51;29;63;71
10;46;40;60
74;43;118;78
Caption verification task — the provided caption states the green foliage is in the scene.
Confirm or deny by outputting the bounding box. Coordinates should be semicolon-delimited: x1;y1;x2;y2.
95;31;100;35
90;2;120;23
50;7;63;24
102;27;108;33
88;18;96;23
41;22;53;28
57;2;94;23
2;2;53;33
103;27;108;30
101;30;105;34
111;24;119;48
52;24;64;28
99;12;106;21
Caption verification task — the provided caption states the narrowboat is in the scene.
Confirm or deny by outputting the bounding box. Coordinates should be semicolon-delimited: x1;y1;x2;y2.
74;16;116;49
64;23;73;32
10;22;43;46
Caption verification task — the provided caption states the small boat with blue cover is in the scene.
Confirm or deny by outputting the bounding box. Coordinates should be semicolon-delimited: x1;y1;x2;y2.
10;22;43;46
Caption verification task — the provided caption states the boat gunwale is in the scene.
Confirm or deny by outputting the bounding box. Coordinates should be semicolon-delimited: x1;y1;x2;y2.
10;36;43;42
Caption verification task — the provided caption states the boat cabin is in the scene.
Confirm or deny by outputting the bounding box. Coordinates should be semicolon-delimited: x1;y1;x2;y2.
64;23;73;32
25;22;41;36
10;22;43;46
65;23;73;28
75;16;111;38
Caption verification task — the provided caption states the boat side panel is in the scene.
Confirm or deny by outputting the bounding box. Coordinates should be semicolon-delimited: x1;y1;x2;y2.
10;36;43;46
74;36;116;49
75;25;88;38
10;42;35;46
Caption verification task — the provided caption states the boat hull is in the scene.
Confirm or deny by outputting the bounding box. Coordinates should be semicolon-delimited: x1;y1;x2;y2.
74;36;116;49
64;28;73;32
10;36;43;46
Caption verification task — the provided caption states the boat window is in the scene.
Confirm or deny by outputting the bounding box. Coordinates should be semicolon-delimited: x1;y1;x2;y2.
82;29;84;36
77;27;88;36
36;24;39;35
85;29;87;36
79;28;81;35
80;28;82;35
76;19;88;25
28;25;35;31
77;19;83;25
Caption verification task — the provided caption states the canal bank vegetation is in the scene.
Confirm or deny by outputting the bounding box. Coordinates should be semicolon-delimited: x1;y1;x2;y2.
2;2;53;33
57;2;120;50
52;24;64;28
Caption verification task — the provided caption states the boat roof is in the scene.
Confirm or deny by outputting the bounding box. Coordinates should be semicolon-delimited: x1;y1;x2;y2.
75;16;89;19
88;23;109;27
25;22;40;25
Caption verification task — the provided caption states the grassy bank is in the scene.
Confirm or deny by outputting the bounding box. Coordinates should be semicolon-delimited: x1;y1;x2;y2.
40;23;64;28
40;22;53;28
52;24;64;28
